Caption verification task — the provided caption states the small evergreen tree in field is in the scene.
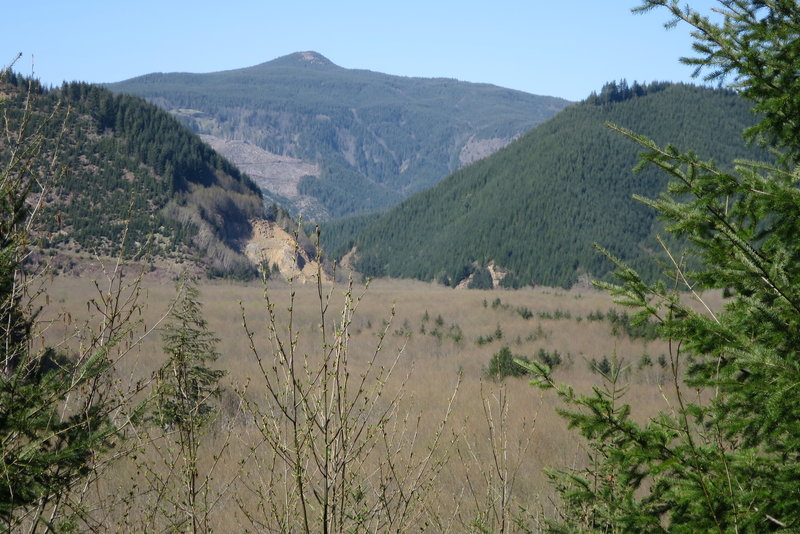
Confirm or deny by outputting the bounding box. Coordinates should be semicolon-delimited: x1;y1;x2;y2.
156;276;223;430
536;348;562;370
523;1;800;531
153;274;225;533
485;346;529;381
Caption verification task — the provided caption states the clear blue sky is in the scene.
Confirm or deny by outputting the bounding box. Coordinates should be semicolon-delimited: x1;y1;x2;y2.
2;1;720;102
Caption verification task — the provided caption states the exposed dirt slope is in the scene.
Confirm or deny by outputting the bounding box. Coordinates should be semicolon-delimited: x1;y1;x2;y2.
244;218;330;283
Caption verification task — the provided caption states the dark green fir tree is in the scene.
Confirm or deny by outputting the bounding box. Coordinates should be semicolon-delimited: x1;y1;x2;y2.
523;1;800;531
154;274;225;533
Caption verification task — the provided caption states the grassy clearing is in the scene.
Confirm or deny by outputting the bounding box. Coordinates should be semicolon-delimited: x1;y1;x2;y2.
39;271;676;530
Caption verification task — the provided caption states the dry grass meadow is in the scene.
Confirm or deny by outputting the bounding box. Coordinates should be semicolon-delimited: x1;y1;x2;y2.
36;265;689;532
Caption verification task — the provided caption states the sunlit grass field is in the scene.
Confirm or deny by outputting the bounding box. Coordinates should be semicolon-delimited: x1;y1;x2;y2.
39;267;686;531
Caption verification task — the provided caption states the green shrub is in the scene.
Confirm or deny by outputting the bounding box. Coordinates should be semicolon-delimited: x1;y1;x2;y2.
485;346;529;380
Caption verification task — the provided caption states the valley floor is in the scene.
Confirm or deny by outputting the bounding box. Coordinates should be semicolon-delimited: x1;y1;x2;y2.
39;269;678;531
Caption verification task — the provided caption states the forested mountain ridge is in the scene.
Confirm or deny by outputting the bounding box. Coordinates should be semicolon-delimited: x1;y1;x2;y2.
0;73;277;277
332;82;769;288
107;51;572;219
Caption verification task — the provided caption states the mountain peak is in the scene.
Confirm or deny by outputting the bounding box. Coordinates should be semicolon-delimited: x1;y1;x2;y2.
271;51;336;68
297;51;331;64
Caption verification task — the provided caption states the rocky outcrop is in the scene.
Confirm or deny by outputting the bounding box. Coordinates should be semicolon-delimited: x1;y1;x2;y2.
244;218;330;283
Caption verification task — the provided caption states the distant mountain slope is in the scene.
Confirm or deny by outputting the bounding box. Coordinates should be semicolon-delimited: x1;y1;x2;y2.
107;51;571;219
338;83;769;288
1;74;269;277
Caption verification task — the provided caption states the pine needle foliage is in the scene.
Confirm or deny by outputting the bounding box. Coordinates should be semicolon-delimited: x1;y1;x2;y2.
523;1;800;531
634;0;800;163
155;275;224;432
0;64;134;531
152;274;225;533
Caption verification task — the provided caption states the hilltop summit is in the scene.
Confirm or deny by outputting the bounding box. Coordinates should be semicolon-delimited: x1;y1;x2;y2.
266;51;337;68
